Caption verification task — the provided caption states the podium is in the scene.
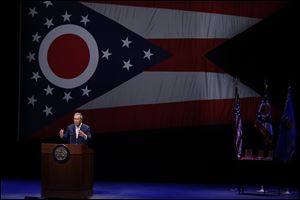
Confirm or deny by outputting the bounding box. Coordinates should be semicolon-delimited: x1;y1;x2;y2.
41;143;93;198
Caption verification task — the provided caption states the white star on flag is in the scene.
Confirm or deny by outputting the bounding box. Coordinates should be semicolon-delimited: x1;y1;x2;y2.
43;105;53;116
43;1;53;8
44;18;54;29
28;7;38;18
122;59;133;71
32;32;41;43
27;52;35;62
143;49;154;60
80;14;90;26
81;86;91;97
44;85;54;96
121;37;132;48
31;71;41;82
62;11;71;22
27;95;37;106
63;92;72;103
101;49;112;60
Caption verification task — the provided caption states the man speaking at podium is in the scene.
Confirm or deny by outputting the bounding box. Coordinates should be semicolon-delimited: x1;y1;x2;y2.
59;112;92;144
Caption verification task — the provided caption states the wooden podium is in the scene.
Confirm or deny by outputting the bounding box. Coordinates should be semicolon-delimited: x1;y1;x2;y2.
41;143;93;198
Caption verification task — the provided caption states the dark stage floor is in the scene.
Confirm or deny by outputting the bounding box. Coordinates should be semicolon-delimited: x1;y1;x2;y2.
1;179;299;199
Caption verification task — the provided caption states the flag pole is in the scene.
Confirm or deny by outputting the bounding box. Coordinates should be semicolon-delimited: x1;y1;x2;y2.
264;79;268;101
233;76;242;194
282;83;291;195
276;82;296;195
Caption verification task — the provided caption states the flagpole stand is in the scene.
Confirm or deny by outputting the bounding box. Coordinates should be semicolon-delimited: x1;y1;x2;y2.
283;188;291;195
236;156;282;196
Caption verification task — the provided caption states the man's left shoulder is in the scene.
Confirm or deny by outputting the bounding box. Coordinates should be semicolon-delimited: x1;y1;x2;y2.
67;124;75;129
82;123;90;129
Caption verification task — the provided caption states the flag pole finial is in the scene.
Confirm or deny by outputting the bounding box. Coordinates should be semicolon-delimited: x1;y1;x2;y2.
234;76;239;87
264;79;268;90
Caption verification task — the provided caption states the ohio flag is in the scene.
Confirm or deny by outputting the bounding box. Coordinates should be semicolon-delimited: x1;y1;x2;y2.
20;1;170;140
19;1;287;141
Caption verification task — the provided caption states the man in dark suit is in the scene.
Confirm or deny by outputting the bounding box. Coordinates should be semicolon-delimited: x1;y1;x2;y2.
59;112;92;144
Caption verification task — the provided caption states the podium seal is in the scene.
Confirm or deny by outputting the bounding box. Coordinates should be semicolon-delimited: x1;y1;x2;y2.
53;144;70;163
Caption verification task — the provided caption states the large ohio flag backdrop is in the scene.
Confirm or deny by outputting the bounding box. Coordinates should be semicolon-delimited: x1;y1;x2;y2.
19;1;286;141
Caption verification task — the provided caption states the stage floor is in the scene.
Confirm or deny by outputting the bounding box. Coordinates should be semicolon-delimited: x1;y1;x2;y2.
1;179;299;199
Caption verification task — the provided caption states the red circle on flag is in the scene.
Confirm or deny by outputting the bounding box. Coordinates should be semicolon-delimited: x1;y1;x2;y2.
39;24;99;89
47;34;89;79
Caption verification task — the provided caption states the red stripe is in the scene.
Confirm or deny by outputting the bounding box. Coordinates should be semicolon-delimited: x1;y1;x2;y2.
82;1;287;18
32;97;282;140
147;39;226;72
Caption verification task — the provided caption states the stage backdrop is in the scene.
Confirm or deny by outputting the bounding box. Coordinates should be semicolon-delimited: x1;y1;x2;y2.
19;1;287;141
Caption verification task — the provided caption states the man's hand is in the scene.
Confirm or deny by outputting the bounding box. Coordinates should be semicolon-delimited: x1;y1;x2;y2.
78;130;87;138
59;129;64;138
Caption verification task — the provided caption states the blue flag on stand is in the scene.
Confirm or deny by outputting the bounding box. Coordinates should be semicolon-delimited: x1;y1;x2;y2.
275;86;297;162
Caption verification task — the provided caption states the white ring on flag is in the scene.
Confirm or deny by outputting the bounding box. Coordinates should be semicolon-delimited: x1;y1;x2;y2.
39;24;99;89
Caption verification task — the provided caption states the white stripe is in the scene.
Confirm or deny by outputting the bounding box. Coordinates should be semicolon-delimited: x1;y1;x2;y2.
79;72;260;110
82;2;261;39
